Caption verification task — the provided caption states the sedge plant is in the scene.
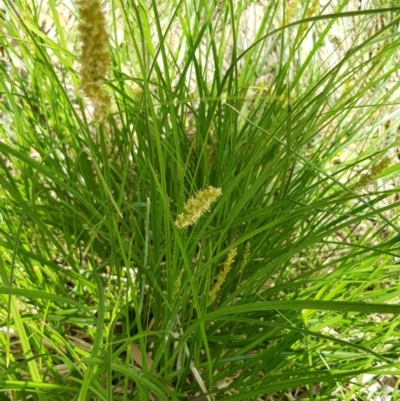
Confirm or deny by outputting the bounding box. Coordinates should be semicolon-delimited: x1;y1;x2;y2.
0;0;400;400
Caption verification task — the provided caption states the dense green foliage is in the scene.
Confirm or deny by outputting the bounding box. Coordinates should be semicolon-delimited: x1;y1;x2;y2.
1;0;400;400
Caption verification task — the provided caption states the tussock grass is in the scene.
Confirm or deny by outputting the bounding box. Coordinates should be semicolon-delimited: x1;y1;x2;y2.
1;0;400;400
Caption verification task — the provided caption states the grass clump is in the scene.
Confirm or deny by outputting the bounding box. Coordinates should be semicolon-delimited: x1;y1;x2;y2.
1;0;400;400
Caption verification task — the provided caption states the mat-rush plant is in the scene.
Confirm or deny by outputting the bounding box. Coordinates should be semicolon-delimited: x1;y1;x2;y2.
1;0;400;400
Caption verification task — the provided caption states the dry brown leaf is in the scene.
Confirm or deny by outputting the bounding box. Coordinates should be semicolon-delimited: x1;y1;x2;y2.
130;343;153;370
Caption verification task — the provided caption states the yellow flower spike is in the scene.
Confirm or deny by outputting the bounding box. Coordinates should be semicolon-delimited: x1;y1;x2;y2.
174;186;222;229
299;0;320;37
208;248;238;307
352;157;391;192
76;0;111;122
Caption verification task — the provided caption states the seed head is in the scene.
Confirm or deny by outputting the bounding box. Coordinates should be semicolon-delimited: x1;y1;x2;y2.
299;0;319;36
352;157;391;191
77;0;111;122
172;269;185;299
208;248;238;307
175;186;222;229
239;242;251;273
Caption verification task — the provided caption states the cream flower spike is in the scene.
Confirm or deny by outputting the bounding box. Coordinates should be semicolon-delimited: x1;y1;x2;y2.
175;186;222;229
77;0;111;122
